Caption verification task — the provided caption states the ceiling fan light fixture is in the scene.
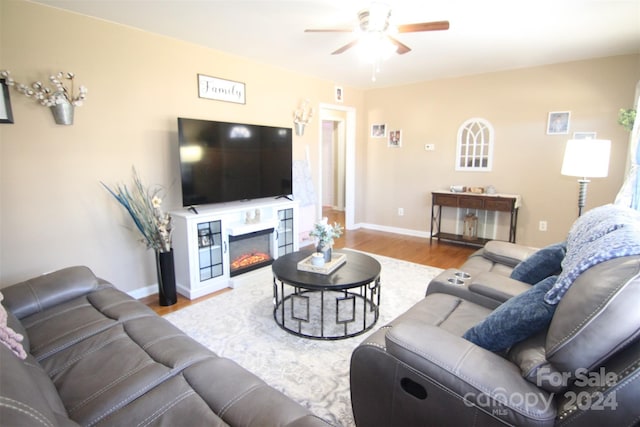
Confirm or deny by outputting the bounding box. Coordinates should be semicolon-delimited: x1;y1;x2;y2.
358;2;392;32
357;32;397;64
305;2;450;82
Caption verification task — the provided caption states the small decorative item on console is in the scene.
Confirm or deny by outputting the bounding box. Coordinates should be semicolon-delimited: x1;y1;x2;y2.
463;213;479;241
244;209;261;224
468;186;485;194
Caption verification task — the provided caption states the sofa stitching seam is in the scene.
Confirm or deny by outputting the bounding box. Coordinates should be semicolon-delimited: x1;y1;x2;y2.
0;397;54;427
85;354;216;426
22;303;92;329
33;319;114;359
218;383;265;417
48;332;128;377
136;389;196;427
68;360;156;414
25;282;43;313
142;333;188;350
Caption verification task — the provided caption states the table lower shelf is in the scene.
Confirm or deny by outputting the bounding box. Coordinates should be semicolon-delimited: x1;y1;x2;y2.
272;280;380;340
431;232;491;248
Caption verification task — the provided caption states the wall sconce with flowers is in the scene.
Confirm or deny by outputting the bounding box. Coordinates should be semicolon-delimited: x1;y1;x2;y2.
293;99;313;136
0;70;87;125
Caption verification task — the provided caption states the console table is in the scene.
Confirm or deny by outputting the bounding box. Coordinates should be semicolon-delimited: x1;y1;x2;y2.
430;191;521;247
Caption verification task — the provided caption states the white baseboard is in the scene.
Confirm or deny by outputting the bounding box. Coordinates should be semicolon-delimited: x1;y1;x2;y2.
353;222;432;239
127;284;157;300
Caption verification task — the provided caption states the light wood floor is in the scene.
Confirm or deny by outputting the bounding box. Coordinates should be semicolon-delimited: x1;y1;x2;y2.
143;208;476;315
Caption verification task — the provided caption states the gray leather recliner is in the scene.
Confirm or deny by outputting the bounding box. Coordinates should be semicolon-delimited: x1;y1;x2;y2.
350;251;640;426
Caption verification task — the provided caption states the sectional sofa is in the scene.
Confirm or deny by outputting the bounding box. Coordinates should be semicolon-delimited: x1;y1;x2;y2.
0;266;329;426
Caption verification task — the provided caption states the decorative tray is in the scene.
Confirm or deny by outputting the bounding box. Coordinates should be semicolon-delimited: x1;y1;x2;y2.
297;252;347;275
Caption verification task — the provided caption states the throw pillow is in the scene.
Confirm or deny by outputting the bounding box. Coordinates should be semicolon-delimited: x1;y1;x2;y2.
0;292;27;360
510;242;566;285
463;276;558;352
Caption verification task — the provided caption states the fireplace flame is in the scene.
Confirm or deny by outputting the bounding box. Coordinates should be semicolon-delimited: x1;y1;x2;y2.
231;252;272;271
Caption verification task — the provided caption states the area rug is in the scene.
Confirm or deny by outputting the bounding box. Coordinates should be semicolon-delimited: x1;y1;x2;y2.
163;251;443;426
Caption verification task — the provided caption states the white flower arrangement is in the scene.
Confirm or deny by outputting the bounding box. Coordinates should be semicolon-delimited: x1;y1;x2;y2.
309;217;343;247
0;70;87;107
293;99;314;125
101;167;172;253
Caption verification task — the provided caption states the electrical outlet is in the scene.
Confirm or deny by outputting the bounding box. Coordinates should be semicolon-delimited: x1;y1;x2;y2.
398;208;404;216
424;144;435;151
539;221;548;232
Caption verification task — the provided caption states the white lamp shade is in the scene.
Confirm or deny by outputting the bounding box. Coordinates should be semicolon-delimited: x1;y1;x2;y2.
561;139;611;178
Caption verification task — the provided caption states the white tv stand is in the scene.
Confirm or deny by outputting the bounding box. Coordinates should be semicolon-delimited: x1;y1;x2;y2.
171;197;299;299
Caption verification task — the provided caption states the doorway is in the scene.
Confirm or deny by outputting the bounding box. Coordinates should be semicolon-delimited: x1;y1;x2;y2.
321;119;345;210
318;104;356;230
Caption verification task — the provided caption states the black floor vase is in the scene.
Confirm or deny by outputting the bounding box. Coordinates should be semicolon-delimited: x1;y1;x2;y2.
156;249;177;306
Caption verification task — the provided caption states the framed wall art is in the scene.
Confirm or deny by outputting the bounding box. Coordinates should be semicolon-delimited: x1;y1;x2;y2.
198;74;246;104
388;129;402;147
547;111;571;135
0;78;14;124
371;123;386;138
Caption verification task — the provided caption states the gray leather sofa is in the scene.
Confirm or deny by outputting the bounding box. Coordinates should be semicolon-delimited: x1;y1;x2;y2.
0;266;329;427
426;240;539;308
351;204;640;427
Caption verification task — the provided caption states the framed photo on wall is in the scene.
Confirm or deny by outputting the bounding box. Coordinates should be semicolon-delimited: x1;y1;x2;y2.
388;129;402;147
0;79;14;124
371;123;386;138
547;111;571;135
335;86;343;103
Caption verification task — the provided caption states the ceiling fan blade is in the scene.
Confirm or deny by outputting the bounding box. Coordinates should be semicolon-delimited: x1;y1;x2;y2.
397;20;450;33
387;35;411;55
331;39;359;55
304;28;352;33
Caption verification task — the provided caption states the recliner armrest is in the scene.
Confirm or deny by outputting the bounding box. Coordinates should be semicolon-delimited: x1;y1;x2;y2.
481;241;538;268
468;272;532;302
385;321;556;425
1;266;109;319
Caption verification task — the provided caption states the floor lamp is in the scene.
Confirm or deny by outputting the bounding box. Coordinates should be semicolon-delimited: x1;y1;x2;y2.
561;139;611;216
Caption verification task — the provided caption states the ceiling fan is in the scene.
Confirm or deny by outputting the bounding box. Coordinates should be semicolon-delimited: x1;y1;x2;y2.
304;3;450;56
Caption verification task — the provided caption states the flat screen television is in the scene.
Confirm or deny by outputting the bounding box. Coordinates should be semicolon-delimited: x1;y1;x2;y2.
177;117;292;206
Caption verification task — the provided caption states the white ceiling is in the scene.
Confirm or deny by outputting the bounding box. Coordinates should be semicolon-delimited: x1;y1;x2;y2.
32;0;640;89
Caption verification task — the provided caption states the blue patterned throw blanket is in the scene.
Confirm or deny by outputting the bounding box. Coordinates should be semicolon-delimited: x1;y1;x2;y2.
544;204;640;305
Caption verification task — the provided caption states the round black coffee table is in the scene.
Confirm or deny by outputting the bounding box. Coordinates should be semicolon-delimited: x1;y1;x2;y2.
271;249;381;340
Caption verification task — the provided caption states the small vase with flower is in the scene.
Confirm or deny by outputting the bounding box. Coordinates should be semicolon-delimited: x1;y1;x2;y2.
309;218;343;262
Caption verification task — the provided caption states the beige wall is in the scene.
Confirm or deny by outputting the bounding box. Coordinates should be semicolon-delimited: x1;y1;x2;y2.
0;0;365;291
362;55;639;247
1;0;638;294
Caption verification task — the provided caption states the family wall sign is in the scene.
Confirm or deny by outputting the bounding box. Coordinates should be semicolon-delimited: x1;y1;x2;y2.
198;74;246;105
